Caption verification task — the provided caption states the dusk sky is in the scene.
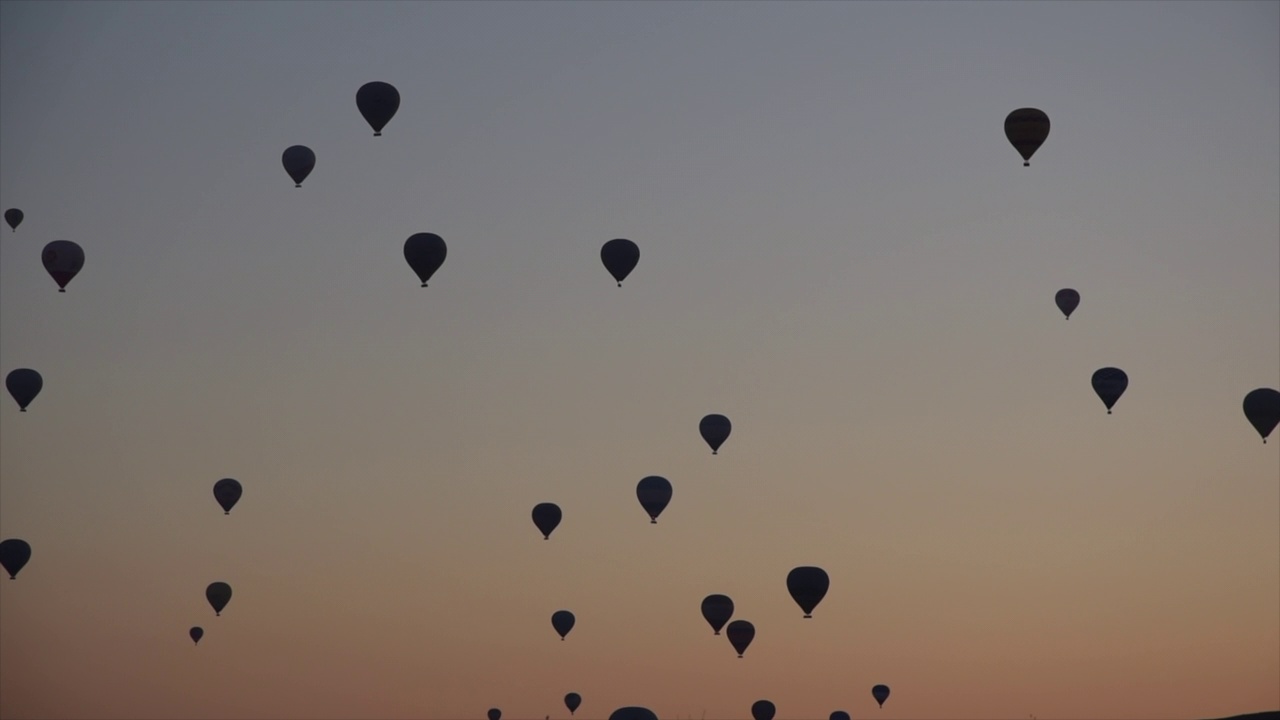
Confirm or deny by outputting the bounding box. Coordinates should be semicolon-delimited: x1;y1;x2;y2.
1;2;1277;719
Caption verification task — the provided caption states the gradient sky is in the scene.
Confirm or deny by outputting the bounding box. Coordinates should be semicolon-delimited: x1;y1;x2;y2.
1;2;1277;719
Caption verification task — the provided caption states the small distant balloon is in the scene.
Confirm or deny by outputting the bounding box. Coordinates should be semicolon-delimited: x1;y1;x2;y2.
872;685;891;707
488;709;501;720
700;594;734;635
6;369;43;411
1242;388;1280;443
551;609;576;640
608;707;658;720
1091;367;1128;414
4;208;22;231
282;145;315;187
532;503;562;539
565;693;582;715
786;566;830;618
42;240;84;292
829;712;850;720
356;81;400;136
636;476;672;523
725;619;754;657
189;627;204;645
751;700;776;720
404;232;447;287
1055;288;1080;319
213;478;242;514
1004;108;1050;166
601;238;639;287
206;582;232;616
699;414;732;454
0;539;32;579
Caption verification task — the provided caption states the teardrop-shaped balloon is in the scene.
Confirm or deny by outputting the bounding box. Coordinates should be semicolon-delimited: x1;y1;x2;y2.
189;626;204;645
700;594;734;635
488;709;501;720
871;684;891;707
356;81;400;136
404;232;447;287
636;476;672;523
282;145;316;187
601;238;639;287
4;208;22;231
42;240;84;292
551;609;576;640
1091;367;1128;414
206;582;232;616
699;414;732;454
213;478;242;514
565;693;582;715
0;539;32;579
6;369;43;412
1005;108;1050;166
1055;288;1079;319
829;712;850;720
1242;388;1280;443
725;619;754;657
786;566;830;618
608;708;658;720
751;700;775;720
532;502;562;539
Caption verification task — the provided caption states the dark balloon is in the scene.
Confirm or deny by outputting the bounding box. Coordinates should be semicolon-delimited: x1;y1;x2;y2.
700;594;734;635
1055;288;1080;319
751;701;776;720
189;627;204;645
699;414;732;454
636;476;672;523
1005;108;1050;166
565;693;582;715
42;240;84;292
4;208;22;231
282;145;315;187
601;238;639;287
829;712;850;720
532;503;562;539
488;709;501;720
1091;367;1128;414
206;582;232;616
608;707;658;720
1242;388;1280;443
6;369;43;412
213;478;242;515
872;684;891;707
0;539;32;579
786;566;830;618
725;619;754;657
356;81;400;136
551;609;576;640
404;232;447;287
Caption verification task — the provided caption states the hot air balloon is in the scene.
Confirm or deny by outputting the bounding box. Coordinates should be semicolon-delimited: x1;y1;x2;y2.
551;610;575;640
872;684;891;707
0;539;31;579
786;566;830;618
700;594;734;635
1243;388;1280;443
636;476;672;523
356;81;400;136
1055;288;1080;319
565;693;582;716
404;232;447;287
213;478;242;515
190;627;204;645
488;709;501;720
282;145;315;187
751;701;776;720
1091;367;1128;414
1005;108;1049;166
6;369;42;411
601;238;639;286
206;582;232;616
699;414;732;454
532;503;562;539
608;707;658;720
4;208;22;231
42;240;84;292
725;620;754;657
829;712;850;720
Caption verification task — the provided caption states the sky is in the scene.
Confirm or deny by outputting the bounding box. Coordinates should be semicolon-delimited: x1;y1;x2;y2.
0;1;1277;719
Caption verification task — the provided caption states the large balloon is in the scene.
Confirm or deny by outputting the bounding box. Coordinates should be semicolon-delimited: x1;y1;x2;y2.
0;539;32;579
189;627;204;645
751;700;776;720
1004;108;1050;166
404;232;447;287
282;145;315;187
601;238;639;287
551;609;576;640
356;81;400;136
488;709;501;720
829;712;850;720
4;208;22;231
1242;388;1280;443
786;566;830;618
42;240;84;292
206;582;232;616
725;619;754;657
700;594;734;635
608;707;658;720
213;478;242;514
1091;367;1128;414
1055;288;1080;319
565;693;582;715
532;502;562;539
871;684;891;707
6;369;43;412
636;476;672;523
699;414;732;454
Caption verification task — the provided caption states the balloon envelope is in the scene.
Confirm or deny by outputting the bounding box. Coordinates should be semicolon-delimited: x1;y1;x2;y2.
1004;108;1050;166
0;539;31;579
551;609;576;639
699;414;732;454
6;369;43;411
725;619;754;657
206;582;232;616
751;700;776;720
565;693;582;715
1242;388;1280;442
488;709;501;720
4;208;22;231
189;627;204;645
281;145;315;187
356;81;400;136
636;476;672;523
404;232;447;287
213;478;242;514
830;713;850;720
872;685;891;707
786;566;830;617
608;708;658;720
1091;367;1128;414
532;502;562;539
1055;288;1080;319
700;594;734;635
42;240;84;291
601;238;639;286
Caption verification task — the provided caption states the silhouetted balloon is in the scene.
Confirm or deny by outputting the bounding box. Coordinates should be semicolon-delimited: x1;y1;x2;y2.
190;627;204;645
42;240;84;292
551;610;575;640
1055;288;1080;319
701;594;734;635
608;707;658;720
786;566;830;618
6;369;42;412
601;238;639;287
404;232;447;287
488;709;501;720
0;539;31;579
4;208;22;231
871;684;890;707
636;476;672;523
1005;108;1050;166
532;502;562;539
206;582;232;616
356;81;400;136
1091;367;1128;414
1242;388;1280;443
282;145;315;187
829;712;850;720
699;414;732;454
751;700;775;720
565;693;582;715
213;478;242;515
725;620;754;657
